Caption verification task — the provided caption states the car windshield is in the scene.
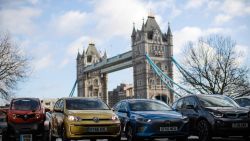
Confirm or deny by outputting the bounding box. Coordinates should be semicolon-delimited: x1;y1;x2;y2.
66;99;110;110
11;99;39;111
129;100;172;111
198;95;239;108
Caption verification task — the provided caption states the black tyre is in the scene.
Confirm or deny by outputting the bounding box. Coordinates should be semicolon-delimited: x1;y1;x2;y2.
176;136;188;141
126;125;136;141
197;120;211;141
49;127;56;141
62;126;70;141
109;135;121;141
244;136;250;141
90;139;96;141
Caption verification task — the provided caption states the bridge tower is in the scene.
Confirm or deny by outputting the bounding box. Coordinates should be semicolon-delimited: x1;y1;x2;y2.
131;15;173;103
77;43;108;103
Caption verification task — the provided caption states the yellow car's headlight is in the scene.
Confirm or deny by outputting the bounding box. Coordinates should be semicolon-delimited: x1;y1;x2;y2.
68;115;81;121
111;114;119;121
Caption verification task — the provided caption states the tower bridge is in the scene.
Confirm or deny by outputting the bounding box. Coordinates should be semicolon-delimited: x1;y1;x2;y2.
77;15;173;104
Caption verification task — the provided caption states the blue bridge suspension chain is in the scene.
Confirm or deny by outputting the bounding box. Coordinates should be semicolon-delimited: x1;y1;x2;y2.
145;54;195;97
69;80;78;97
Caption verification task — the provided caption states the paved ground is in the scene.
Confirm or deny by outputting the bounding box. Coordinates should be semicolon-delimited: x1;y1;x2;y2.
55;136;246;141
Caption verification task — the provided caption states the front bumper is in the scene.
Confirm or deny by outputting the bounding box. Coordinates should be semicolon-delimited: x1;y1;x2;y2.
8;121;44;136
133;120;189;139
65;121;121;140
212;118;250;136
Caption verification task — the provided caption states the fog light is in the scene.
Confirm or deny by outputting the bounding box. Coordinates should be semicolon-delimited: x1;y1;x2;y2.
12;114;16;119
137;126;145;132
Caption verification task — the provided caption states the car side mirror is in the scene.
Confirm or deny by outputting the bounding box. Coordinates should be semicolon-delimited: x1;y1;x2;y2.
186;105;195;109
118;109;127;113
45;108;51;113
54;107;63;113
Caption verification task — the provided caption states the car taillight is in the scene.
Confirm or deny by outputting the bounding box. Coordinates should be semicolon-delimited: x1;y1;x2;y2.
12;114;17;119
35;114;41;119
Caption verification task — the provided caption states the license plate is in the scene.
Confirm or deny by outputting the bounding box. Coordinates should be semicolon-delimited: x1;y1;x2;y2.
160;127;178;131
232;123;248;128
88;127;107;132
20;134;32;141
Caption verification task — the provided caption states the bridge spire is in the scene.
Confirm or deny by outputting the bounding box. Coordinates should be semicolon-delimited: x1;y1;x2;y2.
167;22;172;36
131;22;136;38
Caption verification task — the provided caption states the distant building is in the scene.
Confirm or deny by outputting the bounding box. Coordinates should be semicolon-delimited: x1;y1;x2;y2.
108;83;134;107
41;98;58;110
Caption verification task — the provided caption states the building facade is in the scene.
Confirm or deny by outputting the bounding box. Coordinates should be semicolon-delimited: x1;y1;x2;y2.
108;83;134;107
77;15;173;104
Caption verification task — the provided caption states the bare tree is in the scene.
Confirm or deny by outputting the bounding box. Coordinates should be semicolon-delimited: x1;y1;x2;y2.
178;34;250;97
0;33;29;100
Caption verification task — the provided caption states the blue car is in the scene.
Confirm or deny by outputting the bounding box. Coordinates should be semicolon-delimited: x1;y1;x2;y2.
113;99;189;141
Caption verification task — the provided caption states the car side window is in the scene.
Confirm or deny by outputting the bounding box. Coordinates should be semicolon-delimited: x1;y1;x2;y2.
120;102;128;112
184;97;197;108
54;100;60;110
113;102;121;111
176;99;184;110
239;98;250;107
59;99;64;111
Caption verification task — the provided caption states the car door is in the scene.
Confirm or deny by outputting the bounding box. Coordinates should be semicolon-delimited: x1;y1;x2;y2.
51;99;60;136
57;99;65;136
115;102;129;132
181;96;200;132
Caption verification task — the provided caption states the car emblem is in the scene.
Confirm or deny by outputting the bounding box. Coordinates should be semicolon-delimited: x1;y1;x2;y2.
93;117;99;123
24;115;28;119
165;120;170;125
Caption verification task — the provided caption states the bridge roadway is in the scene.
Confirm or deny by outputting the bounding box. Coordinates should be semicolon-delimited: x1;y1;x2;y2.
55;136;245;141
82;51;132;74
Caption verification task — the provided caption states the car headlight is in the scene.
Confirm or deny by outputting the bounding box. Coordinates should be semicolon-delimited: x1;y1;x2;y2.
35;114;41;119
111;114;119;121
135;116;151;123
182;116;189;123
209;111;223;118
12;114;17;119
67;115;81;121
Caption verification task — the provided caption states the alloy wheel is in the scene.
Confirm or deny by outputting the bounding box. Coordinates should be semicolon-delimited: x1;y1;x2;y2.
197;120;211;141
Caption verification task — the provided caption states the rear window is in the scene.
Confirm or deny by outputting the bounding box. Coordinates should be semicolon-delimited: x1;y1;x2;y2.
66;99;110;110
11;99;40;111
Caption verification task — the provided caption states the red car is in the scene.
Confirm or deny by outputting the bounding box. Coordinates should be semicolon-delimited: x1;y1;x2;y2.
7;98;46;141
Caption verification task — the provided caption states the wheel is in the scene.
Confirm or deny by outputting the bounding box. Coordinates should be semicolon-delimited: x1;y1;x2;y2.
109;135;121;141
244;136;250;141
90;139;96;141
126;125;139;141
176;136;188;141
62;126;70;141
49;127;56;141
197;120;211;141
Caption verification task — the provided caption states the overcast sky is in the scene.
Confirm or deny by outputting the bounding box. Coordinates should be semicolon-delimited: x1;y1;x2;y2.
0;0;249;100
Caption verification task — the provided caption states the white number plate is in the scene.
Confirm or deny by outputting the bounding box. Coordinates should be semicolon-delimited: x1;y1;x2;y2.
20;134;32;141
160;127;178;131
88;127;107;132
232;123;248;128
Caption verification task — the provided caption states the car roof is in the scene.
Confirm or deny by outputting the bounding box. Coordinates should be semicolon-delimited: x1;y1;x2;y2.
60;97;102;101
12;98;40;101
119;99;164;103
235;96;250;99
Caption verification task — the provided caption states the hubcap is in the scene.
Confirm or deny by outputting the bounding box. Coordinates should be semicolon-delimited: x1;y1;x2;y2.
198;121;209;141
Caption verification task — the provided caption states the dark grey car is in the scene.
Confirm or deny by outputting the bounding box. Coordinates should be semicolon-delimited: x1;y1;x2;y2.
172;94;250;141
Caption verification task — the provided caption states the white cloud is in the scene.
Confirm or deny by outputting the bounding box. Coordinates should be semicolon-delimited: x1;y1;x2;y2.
67;36;90;56
33;54;53;71
235;45;249;65
214;14;232;25
0;7;41;35
212;0;250;25
59;58;70;69
52;11;87;35
174;26;231;55
185;0;206;9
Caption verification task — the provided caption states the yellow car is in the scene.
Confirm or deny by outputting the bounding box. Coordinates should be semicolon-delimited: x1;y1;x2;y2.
49;97;121;141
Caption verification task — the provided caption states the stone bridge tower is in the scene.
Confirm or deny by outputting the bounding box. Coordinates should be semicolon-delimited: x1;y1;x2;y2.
77;43;108;103
131;15;173;103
